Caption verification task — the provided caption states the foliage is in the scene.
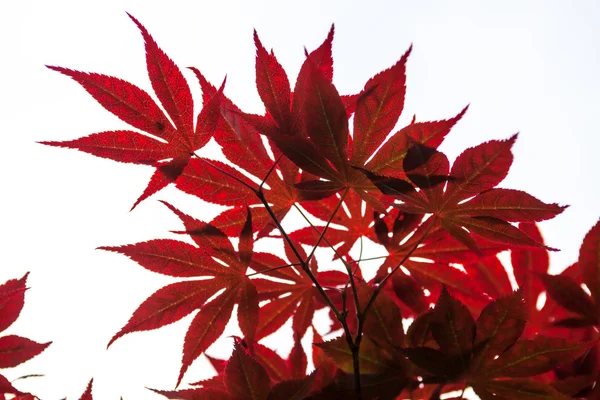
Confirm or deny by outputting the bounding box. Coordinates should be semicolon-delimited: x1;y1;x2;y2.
4;12;598;400
0;274;49;399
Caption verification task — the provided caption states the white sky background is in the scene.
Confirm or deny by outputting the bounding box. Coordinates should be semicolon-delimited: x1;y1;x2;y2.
1;0;599;398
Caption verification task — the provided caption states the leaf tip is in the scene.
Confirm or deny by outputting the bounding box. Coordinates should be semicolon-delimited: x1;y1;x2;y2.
403;43;413;61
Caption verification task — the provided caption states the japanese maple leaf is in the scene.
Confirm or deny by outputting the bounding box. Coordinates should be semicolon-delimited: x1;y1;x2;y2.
539;220;600;328
173;69;322;238
100;205;259;386
361;137;567;251
198;337;309;386
0;274;50;397
42;13;223;209
152;340;316;400
243;25;471;208
401;288;595;399
239;26;422;198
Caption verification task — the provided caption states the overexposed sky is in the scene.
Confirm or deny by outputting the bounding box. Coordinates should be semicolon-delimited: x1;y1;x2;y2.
1;0;599;398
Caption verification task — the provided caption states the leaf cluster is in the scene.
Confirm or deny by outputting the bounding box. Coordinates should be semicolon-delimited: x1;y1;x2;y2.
7;12;597;400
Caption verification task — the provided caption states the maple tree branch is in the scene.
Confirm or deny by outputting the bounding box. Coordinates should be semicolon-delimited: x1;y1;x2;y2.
256;188;362;398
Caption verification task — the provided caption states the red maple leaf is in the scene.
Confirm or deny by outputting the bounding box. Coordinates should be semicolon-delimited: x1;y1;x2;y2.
360;137;567;251
100;205;260;385
0;274;50;397
41;14;224;209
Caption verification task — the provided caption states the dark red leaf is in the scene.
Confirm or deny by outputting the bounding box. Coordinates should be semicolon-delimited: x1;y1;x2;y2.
267;374;315;400
315;336;389;374
431;287;476;362
539;273;597;324
473;378;571;400
225;341;271;400
470;290;527;374
0;335;50;368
